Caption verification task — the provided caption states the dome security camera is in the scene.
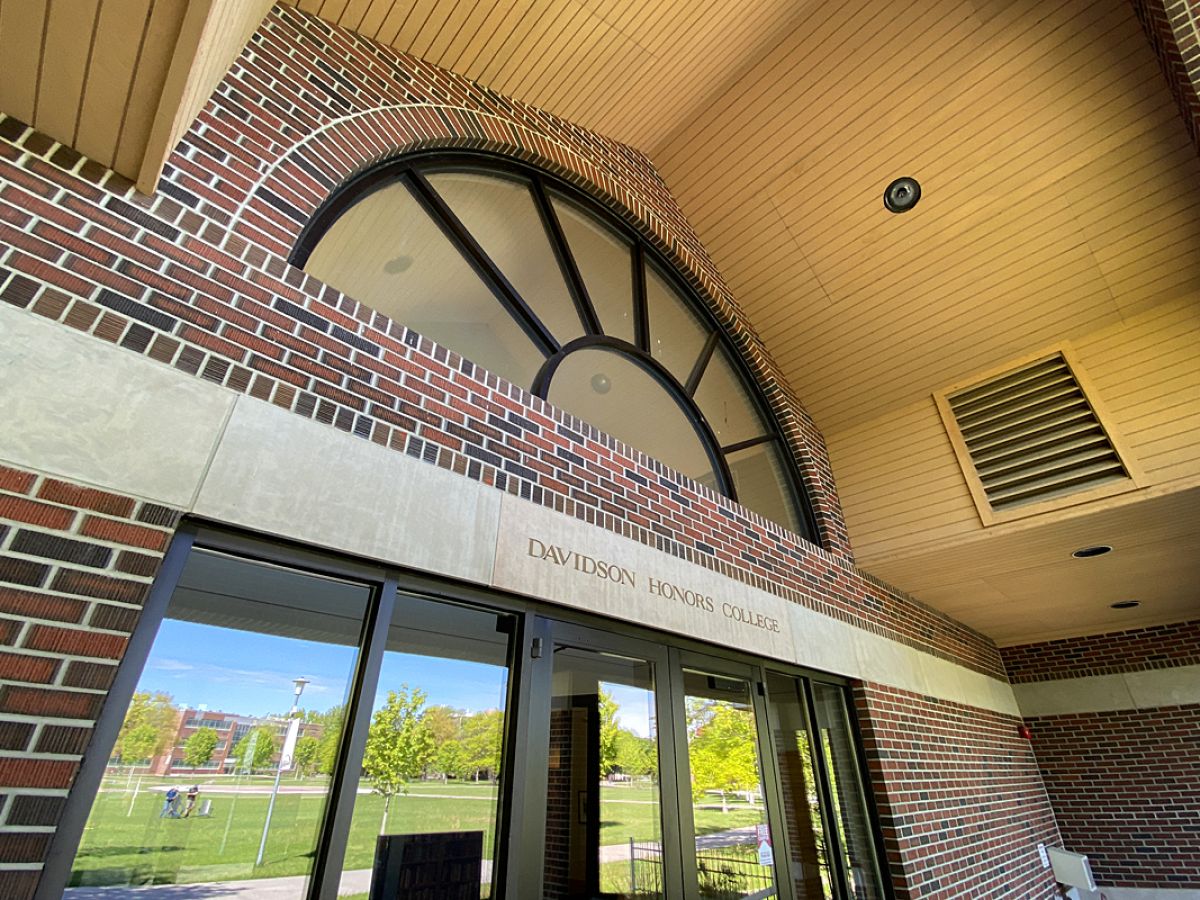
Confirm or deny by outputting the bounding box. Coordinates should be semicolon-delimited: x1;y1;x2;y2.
884;177;921;213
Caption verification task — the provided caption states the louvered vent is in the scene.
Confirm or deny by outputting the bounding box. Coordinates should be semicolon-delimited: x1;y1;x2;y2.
947;354;1128;511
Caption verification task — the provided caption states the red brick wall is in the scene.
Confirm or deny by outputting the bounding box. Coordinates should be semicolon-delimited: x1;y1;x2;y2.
1003;622;1200;889
0;464;178;897
1025;705;1200;888
854;683;1062;900
1001;619;1200;682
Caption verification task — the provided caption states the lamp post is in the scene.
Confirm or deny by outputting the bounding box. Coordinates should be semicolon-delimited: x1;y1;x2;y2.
256;676;309;867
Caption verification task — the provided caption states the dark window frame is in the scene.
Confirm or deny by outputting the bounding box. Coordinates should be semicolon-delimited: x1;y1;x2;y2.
37;521;890;900
290;150;821;545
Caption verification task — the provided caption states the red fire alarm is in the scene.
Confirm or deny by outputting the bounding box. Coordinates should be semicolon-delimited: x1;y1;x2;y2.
1018;724;1033;740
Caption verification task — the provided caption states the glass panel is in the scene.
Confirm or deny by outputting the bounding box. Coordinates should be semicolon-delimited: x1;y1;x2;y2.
694;344;769;448
726;441;801;534
337;594;513;899
544;646;663;899
645;262;710;382
550;193;636;344
765;672;834;899
681;670;779;899
811;682;886;900
69;549;369;894
304;180;543;388
547;346;717;486
428;171;586;345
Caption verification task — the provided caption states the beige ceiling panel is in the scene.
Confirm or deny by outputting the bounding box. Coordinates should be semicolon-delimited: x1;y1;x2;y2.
111;0;187;178
864;484;1200;575
73;0;154;166
774;5;1140;270
36;0;101;145
670;0;1115;229
912;580;1015;614
0;0;49;124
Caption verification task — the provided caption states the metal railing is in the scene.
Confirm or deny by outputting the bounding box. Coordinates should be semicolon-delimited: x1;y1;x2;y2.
628;841;776;899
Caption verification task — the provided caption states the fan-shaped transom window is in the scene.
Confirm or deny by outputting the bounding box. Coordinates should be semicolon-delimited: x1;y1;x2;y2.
293;154;817;542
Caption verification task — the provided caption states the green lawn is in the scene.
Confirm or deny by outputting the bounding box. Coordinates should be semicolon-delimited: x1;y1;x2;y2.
71;777;763;889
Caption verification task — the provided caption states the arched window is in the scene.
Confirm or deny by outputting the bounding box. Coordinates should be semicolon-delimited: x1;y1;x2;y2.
293;154;817;541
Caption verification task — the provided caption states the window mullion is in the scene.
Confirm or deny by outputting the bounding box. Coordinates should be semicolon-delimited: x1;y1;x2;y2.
802;679;853;900
407;170;560;357
532;177;602;336
722;433;774;455
684;331;719;397
633;243;649;352
306;576;397;900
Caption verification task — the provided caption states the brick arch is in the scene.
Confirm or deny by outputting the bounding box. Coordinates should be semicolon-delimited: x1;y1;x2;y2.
235;102;851;557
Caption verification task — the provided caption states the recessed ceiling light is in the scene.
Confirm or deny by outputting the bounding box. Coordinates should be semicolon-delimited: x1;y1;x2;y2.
383;254;413;274
1071;545;1112;558
1110;600;1140;610
884;176;921;213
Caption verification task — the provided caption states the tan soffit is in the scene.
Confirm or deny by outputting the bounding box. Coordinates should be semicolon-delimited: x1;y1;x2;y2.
0;0;271;191
291;0;1200;437
863;485;1200;646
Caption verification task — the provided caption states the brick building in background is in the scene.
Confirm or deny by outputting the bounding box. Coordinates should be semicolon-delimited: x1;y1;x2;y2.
0;1;1197;899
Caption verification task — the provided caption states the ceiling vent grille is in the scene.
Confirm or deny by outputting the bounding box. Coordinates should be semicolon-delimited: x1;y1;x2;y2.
945;353;1128;512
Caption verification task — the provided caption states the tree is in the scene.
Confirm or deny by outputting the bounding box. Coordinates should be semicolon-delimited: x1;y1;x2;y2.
120;724;162;766
687;701;759;811
182;727;219;769
460;709;503;781
423;705;461;745
434;739;467;781
614;728;657;778
293;735;320;777
116;692;176;765
232;725;278;773
362;686;434;833
598;689;620;777
312;705;345;775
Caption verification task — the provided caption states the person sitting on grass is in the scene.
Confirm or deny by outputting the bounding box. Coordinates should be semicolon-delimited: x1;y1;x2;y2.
160;786;180;818
182;785;200;818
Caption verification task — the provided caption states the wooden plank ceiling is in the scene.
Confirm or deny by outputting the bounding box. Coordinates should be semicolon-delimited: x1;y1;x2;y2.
0;0;272;190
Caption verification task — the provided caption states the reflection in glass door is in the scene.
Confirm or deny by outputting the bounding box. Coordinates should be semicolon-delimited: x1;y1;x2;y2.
542;645;664;899
680;669;780;899
765;672;833;898
337;593;514;898
809;683;885;900
68;549;370;896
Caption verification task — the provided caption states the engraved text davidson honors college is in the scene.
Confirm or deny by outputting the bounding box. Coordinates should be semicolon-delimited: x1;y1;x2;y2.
525;538;782;634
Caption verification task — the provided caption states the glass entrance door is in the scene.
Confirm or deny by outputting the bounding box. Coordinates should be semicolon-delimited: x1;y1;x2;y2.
669;652;789;900
518;620;684;899
53;529;889;900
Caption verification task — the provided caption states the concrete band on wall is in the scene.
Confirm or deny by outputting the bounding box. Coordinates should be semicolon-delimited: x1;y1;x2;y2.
0;302;1017;717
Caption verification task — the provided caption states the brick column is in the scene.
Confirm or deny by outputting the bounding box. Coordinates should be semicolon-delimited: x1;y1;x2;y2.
0;464;178;898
